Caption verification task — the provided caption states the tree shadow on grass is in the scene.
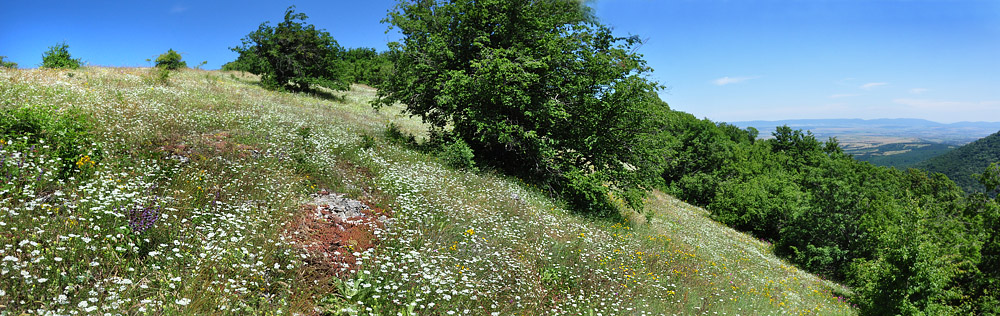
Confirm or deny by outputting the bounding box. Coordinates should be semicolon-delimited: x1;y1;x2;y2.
306;88;347;103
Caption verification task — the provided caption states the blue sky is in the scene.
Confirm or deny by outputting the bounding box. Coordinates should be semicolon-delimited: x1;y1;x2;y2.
2;0;998;123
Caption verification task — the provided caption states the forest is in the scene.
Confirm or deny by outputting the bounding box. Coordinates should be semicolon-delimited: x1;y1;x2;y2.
917;130;1000;194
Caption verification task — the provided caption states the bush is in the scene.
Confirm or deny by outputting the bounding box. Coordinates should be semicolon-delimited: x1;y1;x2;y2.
342;47;394;86
152;67;171;85
230;6;347;92
440;139;476;171
155;49;187;70
377;0;670;214
709;174;801;241
41;42;82;69
0;105;99;178
0;56;16;69
560;170;616;216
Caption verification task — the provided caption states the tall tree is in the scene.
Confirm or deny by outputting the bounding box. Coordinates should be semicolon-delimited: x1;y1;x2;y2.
376;0;669;214
231;6;347;92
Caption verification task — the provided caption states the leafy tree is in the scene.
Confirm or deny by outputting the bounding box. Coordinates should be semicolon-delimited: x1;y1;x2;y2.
154;49;187;70
979;161;1000;196
969;162;1000;313
231;6;347;92
221;48;268;73
0;56;16;69
376;0;669;214
341;47;394;86
709;171;802;241
41;42;82;69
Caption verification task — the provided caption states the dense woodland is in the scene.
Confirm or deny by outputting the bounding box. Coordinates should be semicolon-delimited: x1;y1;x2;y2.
661;115;1000;314
74;1;1000;314
917;130;1000;195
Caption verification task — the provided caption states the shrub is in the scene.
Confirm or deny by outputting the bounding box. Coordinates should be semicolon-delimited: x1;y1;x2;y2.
0;105;99;178
440;139;476;171
230;6;347;92
155;48;187;70
0;56;16;69
152;67;171;85
342;47;394;86
41;42;82;69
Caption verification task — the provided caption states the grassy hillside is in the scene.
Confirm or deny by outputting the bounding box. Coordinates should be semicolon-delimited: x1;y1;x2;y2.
0;67;853;315
916;130;1000;193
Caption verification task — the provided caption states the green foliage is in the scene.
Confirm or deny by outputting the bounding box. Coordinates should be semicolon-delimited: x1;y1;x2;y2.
917;130;1000;193
660;113;1000;314
440;138;476;171
341;47;395;86
155;67;171;84
377;0;669;215
220;49;267;73
709;172;801;241
0;105;99;179
981;162;1000;195
41;42;82;69
0;56;16;69
230;6;347;92
154;48;187;70
971;188;1000;314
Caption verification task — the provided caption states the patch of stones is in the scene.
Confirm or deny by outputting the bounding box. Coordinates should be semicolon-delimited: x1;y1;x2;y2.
308;189;392;226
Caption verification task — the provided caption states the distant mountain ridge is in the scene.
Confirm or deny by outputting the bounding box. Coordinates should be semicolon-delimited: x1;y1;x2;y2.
731;118;1000;129
729;118;1000;145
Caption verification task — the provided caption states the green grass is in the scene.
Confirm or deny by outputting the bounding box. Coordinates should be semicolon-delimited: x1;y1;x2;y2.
0;67;855;315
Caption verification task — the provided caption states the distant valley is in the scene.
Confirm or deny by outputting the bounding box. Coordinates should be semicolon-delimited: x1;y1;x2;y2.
729;118;1000;168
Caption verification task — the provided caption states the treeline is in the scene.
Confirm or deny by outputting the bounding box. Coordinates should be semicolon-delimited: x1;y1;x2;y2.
662;111;1000;314
221;6;393;91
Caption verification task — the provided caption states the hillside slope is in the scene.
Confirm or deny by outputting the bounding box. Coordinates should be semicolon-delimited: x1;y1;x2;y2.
916;130;1000;193
0;67;853;315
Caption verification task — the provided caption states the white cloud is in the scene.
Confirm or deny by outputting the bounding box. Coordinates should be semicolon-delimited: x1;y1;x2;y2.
909;88;928;94
169;5;188;14
713;76;758;86
860;82;888;90
829;93;860;98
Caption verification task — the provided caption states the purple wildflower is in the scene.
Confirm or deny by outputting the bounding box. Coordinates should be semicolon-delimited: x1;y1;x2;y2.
127;200;162;234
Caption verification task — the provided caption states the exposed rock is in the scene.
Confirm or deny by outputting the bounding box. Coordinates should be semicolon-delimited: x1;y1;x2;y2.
309;190;368;221
285;189;393;277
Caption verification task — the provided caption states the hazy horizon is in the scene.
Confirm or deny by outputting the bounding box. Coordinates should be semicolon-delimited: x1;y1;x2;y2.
726;117;1000;124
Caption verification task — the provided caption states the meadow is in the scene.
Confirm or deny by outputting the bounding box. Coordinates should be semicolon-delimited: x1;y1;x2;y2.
0;67;854;315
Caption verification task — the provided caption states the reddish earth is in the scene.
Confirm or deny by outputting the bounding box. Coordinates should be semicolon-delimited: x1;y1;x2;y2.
285;190;391;277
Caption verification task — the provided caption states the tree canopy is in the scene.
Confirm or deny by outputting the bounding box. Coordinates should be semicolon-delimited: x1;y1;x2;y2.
917;130;1000;194
661;117;1000;314
376;0;670;214
154;49;186;70
230;6;347;92
41;42;82;69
